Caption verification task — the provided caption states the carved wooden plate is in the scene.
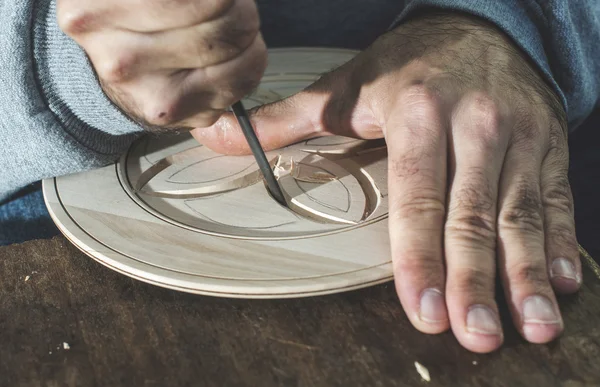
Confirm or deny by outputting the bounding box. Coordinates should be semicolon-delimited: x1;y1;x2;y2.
42;48;394;298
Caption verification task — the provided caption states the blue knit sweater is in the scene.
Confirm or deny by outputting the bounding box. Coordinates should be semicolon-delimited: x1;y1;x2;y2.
0;0;598;202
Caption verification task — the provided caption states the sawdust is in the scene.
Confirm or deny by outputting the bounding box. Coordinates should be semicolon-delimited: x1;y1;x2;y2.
415;362;430;382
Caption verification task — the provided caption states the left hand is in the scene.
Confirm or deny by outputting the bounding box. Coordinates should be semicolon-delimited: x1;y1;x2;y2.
192;12;581;353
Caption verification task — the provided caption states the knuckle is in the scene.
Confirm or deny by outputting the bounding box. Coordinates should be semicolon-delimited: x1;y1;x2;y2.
203;40;265;110
459;93;505;144
506;260;549;289
500;206;544;234
96;54;137;83
142;101;180;127
402;84;442;118
212;14;259;56
214;33;250;56
393;250;443;280
445;214;497;249
465;93;502;125
499;184;544;234
446;172;497;247
391;188;446;221
398;85;445;140
447;266;495;296
57;7;95;35
543;173;574;214
547;224;578;255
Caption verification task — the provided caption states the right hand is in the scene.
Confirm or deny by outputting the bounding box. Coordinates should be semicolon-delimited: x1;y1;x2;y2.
58;0;267;131
196;13;581;353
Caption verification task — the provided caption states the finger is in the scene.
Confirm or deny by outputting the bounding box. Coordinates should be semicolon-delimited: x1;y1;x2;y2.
175;35;268;127
103;35;267;129
541;122;581;293
498;123;563;344
83;7;260;82
387;86;449;334
444;94;510;353
192;91;330;154
116;0;239;32
148;0;259;69
192;60;381;153
58;0;238;35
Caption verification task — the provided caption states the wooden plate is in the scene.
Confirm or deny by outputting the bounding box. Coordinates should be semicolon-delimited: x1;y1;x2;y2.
43;48;394;298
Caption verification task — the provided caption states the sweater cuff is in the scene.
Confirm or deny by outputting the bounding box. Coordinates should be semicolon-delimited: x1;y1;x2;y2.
389;0;568;114
32;0;143;156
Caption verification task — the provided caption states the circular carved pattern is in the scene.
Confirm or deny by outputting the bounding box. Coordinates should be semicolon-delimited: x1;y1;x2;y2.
121;82;389;240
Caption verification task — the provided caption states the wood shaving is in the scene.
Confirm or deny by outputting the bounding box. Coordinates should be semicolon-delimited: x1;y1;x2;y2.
273;158;292;179
291;162;336;183
415;362;430;382
273;158;336;183
24;276;30;282
63;342;70;350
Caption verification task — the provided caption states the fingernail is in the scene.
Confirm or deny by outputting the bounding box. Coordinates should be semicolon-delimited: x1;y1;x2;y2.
419;288;447;323
466;305;502;335
551;258;579;282
522;295;560;324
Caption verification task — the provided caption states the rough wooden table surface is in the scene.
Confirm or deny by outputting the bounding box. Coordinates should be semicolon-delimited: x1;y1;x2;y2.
1;237;600;387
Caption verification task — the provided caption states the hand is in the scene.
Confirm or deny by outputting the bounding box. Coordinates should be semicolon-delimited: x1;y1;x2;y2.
58;0;267;131
193;13;582;353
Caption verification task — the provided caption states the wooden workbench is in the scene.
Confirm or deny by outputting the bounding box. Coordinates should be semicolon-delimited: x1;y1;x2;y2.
1;237;599;386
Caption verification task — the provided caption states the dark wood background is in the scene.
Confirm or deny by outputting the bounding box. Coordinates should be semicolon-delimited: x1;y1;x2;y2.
1;237;600;386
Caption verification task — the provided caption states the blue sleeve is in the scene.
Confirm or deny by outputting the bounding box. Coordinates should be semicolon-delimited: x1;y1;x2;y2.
392;0;600;131
0;0;143;202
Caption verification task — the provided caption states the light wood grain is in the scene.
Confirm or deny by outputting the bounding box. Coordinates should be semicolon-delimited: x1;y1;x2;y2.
43;48;394;298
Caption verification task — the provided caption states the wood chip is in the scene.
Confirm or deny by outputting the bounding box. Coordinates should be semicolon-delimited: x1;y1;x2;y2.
63;342;70;350
24;276;30;282
415;362;430;382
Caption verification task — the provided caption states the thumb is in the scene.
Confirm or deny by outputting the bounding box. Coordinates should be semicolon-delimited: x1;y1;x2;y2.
190;90;334;155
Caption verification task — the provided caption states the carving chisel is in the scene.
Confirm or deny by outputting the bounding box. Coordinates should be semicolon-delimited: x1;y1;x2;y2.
231;101;287;207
